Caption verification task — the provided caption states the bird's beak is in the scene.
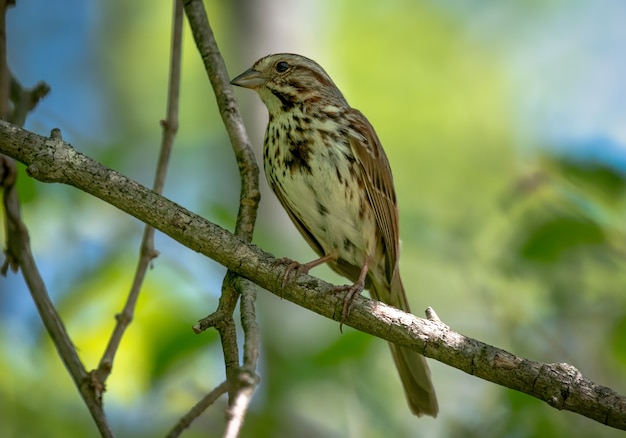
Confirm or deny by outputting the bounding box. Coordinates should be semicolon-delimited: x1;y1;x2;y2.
230;68;266;89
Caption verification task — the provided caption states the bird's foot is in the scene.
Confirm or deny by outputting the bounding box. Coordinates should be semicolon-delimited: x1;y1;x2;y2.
331;279;365;333
273;254;336;289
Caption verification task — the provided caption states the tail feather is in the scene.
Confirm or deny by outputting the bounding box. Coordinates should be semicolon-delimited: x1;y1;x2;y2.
371;272;438;417
389;343;438;417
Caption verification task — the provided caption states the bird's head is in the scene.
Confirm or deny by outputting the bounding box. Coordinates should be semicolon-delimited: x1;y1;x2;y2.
230;53;347;112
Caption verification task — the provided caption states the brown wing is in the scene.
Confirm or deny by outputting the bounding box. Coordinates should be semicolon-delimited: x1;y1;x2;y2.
346;108;400;282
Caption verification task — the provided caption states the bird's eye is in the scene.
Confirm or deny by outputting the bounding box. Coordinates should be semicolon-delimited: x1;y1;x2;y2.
276;61;289;72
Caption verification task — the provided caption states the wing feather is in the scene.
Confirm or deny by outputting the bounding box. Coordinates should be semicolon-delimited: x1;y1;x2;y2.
346;109;400;282
270;181;326;258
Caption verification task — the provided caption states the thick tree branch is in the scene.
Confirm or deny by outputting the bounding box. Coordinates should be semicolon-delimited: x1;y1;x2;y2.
0;120;624;431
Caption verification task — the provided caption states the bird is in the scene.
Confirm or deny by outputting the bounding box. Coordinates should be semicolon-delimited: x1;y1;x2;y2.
230;53;438;417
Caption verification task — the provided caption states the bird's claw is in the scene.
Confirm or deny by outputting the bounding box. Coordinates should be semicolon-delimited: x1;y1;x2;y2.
331;280;365;333
272;258;310;290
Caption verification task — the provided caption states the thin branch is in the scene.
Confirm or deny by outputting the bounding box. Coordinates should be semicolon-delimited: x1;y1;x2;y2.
166;380;230;438
1;121;625;431
0;0;10;118
0;135;114;438
239;278;260;371
215;273;243;402
0;2;113;436
0;1;48;278
223;279;260;438
196;277;261;438
93;0;183;388
183;273;242;421
223;372;258;438
183;0;260;240
0;0;13;273
182;1;262;434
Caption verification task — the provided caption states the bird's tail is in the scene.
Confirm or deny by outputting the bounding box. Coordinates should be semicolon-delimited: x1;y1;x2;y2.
370;272;439;417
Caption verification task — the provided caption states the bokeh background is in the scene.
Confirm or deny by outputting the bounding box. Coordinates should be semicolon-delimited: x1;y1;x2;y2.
2;1;626;437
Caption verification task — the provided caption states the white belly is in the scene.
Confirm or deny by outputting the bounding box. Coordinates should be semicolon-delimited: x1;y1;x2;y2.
264;123;377;267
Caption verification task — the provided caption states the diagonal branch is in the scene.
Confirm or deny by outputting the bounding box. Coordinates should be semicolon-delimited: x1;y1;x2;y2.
166;380;230;438
0;120;624;432
93;0;184;389
0;149;114;438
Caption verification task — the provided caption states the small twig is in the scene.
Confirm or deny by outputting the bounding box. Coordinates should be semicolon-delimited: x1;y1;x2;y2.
165;380;230;438
186;274;243;432
94;0;183;386
193;274;248;338
9;73;50;127
425;306;442;323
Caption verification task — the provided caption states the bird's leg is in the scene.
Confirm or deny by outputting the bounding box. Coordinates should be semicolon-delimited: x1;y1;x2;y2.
332;255;370;331
276;252;370;331
276;253;337;288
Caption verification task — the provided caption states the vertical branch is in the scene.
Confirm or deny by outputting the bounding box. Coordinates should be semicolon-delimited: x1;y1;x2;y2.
94;0;184;385
183;0;260;240
0;0;16;273
0;2;113;436
223;278;260;438
178;0;262;435
0;0;11;118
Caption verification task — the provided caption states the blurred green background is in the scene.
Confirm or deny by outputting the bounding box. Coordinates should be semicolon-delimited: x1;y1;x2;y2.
2;1;625;437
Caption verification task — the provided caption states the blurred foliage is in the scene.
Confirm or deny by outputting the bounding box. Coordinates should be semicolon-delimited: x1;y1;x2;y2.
2;1;626;438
